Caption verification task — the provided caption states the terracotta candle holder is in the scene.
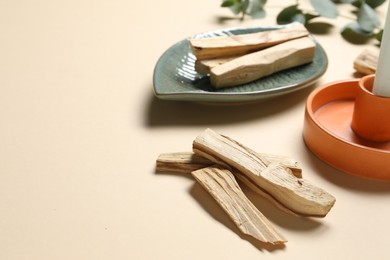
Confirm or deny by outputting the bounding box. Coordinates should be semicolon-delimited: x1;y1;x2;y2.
351;74;390;142
303;75;390;181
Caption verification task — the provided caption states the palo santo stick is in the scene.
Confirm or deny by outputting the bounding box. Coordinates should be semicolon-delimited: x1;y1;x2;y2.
189;24;309;60
192;128;336;217
192;165;287;245
210;37;316;88
156;151;302;178
195;57;236;75
192;148;300;216
156;152;301;215
232;168;299;216
222;135;302;178
156;152;213;173
353;47;379;75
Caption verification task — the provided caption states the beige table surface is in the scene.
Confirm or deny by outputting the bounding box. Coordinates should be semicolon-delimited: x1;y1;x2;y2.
1;1;390;259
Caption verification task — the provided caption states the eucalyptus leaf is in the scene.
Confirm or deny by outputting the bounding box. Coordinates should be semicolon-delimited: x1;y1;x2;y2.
221;0;237;7
351;1;363;8
220;0;243;15
352;0;386;8
341;22;375;37
241;0;250;16
292;13;306;24
246;0;266;18
242;0;250;11
310;0;338;18
218;0;386;45
357;3;380;32
229;5;243;15
337;0;357;3
376;29;383;42
304;13;320;23
276;5;302;24
229;2;244;15
247;7;266;18
365;0;386;9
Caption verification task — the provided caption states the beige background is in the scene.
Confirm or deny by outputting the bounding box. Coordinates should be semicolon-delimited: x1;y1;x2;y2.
1;0;390;259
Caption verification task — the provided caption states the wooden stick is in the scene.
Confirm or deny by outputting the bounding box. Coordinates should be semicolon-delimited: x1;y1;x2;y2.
192;129;336;217
222;135;302;178
192;165;287;245
156;152;300;215
210;37;316;88
156;152;213;173
232;168;299;216
195;57;236;75
189;24;309;60
156;151;302;178
353;47;378;75
191;145;299;216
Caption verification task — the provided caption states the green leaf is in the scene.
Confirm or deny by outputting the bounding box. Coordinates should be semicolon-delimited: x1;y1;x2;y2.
338;0;357;3
310;0;338;18
341;22;375;44
376;29;384;42
221;0;237;7
220;0;269;19
246;0;266;18
240;0;249;12
229;5;243;15
341;22;375;37
230;2;244;15
220;0;243;15
365;0;386;9
292;13;307;24
304;13;320;23
357;3;380;32
352;0;386;8
276;5;302;24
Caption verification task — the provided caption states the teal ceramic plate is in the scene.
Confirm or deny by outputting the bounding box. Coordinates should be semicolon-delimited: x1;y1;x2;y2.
153;24;328;103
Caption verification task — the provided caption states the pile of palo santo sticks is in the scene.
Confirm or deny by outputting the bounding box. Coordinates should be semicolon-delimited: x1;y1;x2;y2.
188;24;316;88
156;128;336;246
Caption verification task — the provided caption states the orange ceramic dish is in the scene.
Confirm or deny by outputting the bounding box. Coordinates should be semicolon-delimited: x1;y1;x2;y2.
351;75;390;142
303;78;390;181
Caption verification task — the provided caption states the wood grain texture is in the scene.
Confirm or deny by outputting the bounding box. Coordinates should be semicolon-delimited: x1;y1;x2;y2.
189;24;309;60
192;128;336;217
156;152;213;173
209;37;316;88
156;151;302;177
192;165;287;245
194;57;236;75
354;47;378;75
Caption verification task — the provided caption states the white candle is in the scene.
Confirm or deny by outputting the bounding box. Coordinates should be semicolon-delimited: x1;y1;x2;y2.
373;3;390;97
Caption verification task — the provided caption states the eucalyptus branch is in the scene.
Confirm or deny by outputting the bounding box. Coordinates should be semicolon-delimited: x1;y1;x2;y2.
220;0;387;43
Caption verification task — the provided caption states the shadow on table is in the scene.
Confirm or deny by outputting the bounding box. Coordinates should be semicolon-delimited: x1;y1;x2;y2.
155;165;323;251
145;84;315;127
